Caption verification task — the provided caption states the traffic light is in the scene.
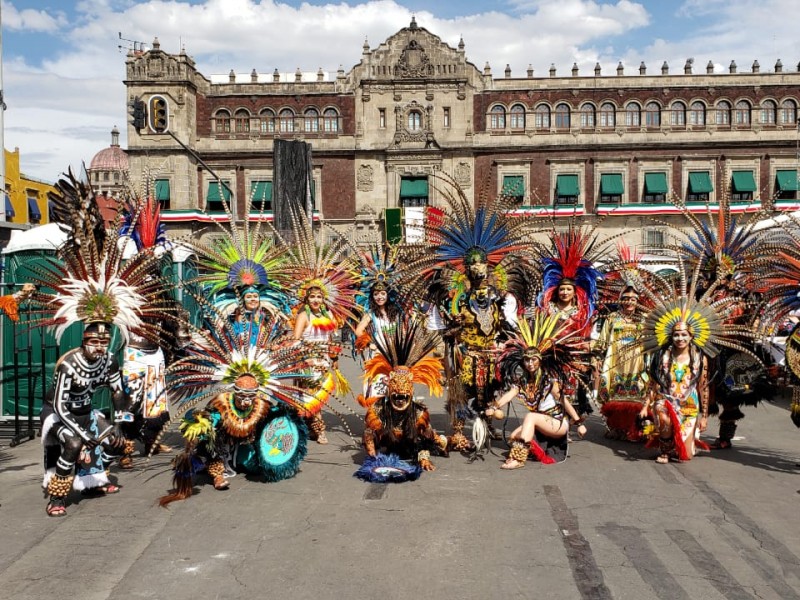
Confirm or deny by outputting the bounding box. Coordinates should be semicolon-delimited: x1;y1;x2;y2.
148;94;169;133
128;97;146;133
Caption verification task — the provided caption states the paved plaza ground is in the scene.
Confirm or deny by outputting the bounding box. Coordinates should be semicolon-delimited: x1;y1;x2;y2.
1;356;800;600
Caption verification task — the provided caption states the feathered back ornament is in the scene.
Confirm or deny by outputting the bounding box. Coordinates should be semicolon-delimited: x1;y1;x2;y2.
31;168;174;344
362;316;443;404
120;194;167;252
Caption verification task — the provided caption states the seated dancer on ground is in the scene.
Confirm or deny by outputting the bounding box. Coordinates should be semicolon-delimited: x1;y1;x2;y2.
488;312;589;469
34;168;175;517
634;267;756;464
159;313;332;504
357;316;448;479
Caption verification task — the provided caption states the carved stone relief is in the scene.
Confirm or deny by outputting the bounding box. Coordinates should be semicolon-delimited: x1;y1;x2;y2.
397;40;431;78
454;161;472;187
357;164;374;191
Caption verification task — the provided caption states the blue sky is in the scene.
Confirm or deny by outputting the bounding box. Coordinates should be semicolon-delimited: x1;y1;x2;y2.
3;0;799;181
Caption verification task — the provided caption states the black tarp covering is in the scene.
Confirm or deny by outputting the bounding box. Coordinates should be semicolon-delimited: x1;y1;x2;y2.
273;139;313;238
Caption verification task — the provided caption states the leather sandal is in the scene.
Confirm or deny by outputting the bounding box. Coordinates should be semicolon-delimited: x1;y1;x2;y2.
656;454;670;464
46;500;67;517
501;458;525;470
710;438;732;450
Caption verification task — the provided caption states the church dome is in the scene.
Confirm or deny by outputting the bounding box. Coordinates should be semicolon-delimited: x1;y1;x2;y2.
89;126;128;171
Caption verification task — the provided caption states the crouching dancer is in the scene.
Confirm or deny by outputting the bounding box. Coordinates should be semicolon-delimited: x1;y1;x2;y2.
41;322;130;516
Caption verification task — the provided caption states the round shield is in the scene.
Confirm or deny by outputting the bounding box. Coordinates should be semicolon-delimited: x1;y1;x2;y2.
255;407;308;482
786;324;800;380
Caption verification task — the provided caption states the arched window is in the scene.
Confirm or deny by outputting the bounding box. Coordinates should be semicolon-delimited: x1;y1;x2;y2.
234;108;250;133
580;104;595;128
408;110;423;131
259;108;275;133
761;99;777;125
670;101;686;126
279;108;295;132
715;101;731;125
781;99;798;126
535;104;550;129
214;109;231;133
689;101;705;126
734;100;751;125
323;108;339;132
599;102;615;127
625;102;641;127
490;105;506;130
645;102;660;127
554;103;570;129
304;108;320;132
510;104;526;129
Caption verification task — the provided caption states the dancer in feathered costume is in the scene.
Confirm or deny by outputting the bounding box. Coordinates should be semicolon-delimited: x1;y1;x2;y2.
355;316;448;480
158;313;331;504
33;169;175;516
117;191;182;467
634;259;758;463
594;242;658;441
178;182;290;341
488;311;589;468
537;225;605;416
676;191;771;449
282;203;361;444
398;173;538;455
354;243;404;399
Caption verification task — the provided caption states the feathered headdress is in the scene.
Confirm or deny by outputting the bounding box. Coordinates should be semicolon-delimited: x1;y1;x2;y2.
280;203;361;325
636;256;755;358
166;309;334;420
398;172;538;310
537;226;604;329
31;168;174;344
359;316;443;407
498;310;588;384
355;243;404;312
120;194;167;252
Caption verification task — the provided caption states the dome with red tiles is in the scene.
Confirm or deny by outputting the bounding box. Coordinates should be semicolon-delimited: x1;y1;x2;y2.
89;126;128;171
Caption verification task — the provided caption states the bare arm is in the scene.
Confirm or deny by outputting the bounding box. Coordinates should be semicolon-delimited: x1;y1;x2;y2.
293;311;308;341
354;312;372;338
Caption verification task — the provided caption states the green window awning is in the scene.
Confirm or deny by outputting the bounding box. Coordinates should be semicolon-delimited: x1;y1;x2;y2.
600;173;624;195
399;177;428;198
251;181;273;201
731;170;756;192
644;172;668;194
688;171;713;194
502;175;525;197
154;179;170;201
556;174;580;196
776;170;799;191
206;180;232;202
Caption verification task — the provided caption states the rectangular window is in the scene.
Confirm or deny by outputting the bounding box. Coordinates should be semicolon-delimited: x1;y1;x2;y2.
687;171;713;202
379;108;386;129
154;179;170;210
730;170;756;202
599;173;624;204
643;228;666;249
206;180;232;212
643;172;668;203
250;180;273;211
555;174;579;205
501;175;525;204
776;169;799;200
443;107;451;128
399;176;429;208
27;197;41;223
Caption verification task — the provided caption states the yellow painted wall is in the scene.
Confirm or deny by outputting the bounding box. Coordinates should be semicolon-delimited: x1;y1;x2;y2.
4;148;55;225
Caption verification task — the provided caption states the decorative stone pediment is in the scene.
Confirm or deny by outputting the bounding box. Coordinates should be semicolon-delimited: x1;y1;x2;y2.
397;40;430;78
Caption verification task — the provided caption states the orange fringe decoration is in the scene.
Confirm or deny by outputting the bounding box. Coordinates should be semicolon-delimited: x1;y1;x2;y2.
528;439;556;464
0;295;20;322
363;354;444;397
600;401;645;441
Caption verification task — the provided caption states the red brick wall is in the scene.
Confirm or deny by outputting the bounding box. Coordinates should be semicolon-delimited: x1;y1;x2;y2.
319;157;355;219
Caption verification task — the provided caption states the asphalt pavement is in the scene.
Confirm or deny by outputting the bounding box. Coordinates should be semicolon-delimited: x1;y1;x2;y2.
2;356;800;600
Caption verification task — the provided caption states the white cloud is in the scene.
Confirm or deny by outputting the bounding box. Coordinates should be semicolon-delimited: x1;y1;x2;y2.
4;0;800;182
2;1;68;32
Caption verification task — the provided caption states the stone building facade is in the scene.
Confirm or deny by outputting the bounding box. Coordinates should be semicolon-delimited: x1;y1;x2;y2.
123;18;800;253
